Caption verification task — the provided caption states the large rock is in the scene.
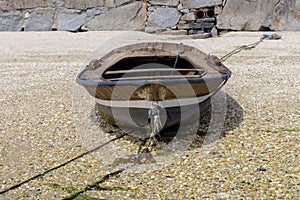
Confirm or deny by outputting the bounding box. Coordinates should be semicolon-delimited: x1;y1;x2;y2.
55;8;87;31
149;0;179;7
24;8;55;31
84;2;147;31
267;0;300;31
181;0;223;8
147;7;181;28
86;7;109;21
0;11;23;31
217;0;300;31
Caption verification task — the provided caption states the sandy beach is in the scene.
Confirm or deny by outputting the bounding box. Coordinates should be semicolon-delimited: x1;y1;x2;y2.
0;31;299;199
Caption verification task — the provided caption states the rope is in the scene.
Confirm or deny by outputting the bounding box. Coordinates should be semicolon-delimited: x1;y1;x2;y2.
0;133;126;195
62;169;124;200
173;47;185;68
219;35;266;62
218;33;282;62
172;43;186;75
148;103;163;138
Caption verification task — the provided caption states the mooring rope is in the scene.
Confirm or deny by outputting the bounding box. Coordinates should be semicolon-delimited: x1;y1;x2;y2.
148;103;163;138
173;43;186;69
219;32;282;62
0;133;127;195
62;169;124;200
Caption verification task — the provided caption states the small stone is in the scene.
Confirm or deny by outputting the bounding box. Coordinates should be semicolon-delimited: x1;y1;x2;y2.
180;8;190;14
210;26;218;37
214;6;222;15
257;167;267;172
177;3;183;10
24;12;30;19
147;6;156;12
181;12;195;21
188;29;204;35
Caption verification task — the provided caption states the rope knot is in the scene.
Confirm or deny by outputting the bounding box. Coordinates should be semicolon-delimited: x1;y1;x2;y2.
148;103;163;138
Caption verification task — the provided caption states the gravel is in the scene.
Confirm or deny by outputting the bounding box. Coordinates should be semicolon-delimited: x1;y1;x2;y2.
0;31;299;199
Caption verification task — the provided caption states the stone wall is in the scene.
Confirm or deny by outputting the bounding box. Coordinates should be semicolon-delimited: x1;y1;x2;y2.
0;0;148;31
1;0;300;33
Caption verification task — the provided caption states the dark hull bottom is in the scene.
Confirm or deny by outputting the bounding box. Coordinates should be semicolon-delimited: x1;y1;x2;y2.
96;97;211;135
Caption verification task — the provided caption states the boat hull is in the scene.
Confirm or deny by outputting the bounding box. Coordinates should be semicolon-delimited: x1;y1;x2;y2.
76;41;231;132
96;96;211;131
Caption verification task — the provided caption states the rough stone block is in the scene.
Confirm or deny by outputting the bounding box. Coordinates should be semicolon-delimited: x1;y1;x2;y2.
181;12;195;21
55;9;87;31
188;29;204;34
177;22;214;29
217;0;278;30
149;0;179;7
159;29;187;35
145;26;166;33
268;0;300;31
196;17;215;23
84;2;147;31
86;7;109;21
147;7;181;28
0;11;23;31
217;0;300;31
181;0;222;9
180;8;190;14
148;6;157;12
24;8;55;31
214;5;222;15
177;3;183;10
64;0;108;10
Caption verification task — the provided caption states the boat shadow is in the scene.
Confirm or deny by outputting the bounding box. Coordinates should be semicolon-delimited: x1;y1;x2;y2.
89;93;243;169
155;92;243;146
96;92;243;149
222;93;244;134
192;92;243;148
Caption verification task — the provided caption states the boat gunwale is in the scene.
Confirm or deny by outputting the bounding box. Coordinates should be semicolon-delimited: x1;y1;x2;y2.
76;41;231;87
76;73;230;87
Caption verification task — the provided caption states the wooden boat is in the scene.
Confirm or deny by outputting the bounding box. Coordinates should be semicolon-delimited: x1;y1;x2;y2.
76;42;231;130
